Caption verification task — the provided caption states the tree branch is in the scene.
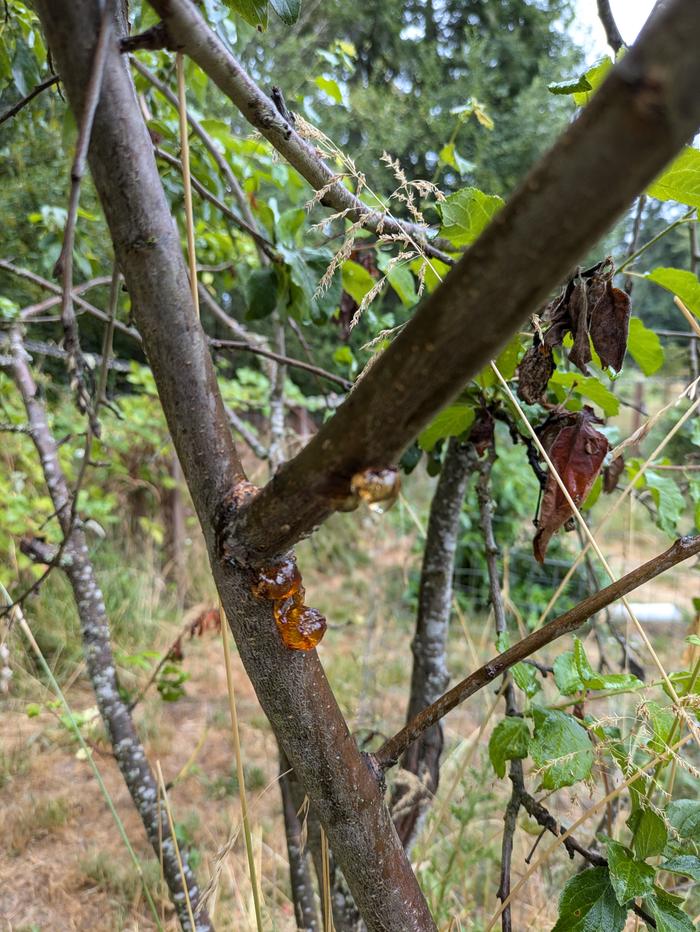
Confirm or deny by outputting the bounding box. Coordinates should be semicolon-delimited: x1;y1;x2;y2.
221;0;700;565
0;73;59;127
374;534;700;770
211;339;352;390
597;0;626;54
141;0;455;265
392;437;472;849
9;328;212;931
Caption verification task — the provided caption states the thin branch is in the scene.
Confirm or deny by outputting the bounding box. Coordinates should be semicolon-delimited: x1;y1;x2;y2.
0;260;140;342
53;3;113;432
0;73;59;126
597;0;625;54
220;0;700;565
141;0;455;265
153;146;279;261
225;405;269;461
623;194;646;294
374;534;700;770
210;339;352;390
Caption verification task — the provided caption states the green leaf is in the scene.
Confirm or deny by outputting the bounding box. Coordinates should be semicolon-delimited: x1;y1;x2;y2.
646;267;700;319
314;75;344;105
606;840;655;905
488;717;530;778
661;855;700;882
645;699;676;754
647;146;700;209
386;265;418;307
568;638;643;694
26;703;41;718
276;207;306;246
438;186;504;248
547;75;592;96
269;0;301;24
530;707;594;790
512;661;542;698
549;371;619;416
341;260;375;304
644;470;685;537
245;266;279;320
553;651;584;696
572;58;613;106
631;809;668;860
438;142;474;177
418;404;474;452
664;799;700;857
552;867;627;932
627;317;664;375
646;892;696;932
227;0;269;29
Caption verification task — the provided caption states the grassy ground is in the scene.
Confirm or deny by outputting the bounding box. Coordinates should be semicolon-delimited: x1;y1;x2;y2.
1;459;698;931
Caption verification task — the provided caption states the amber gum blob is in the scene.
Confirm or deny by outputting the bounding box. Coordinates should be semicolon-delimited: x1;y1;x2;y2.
251;555;302;601
350;467;401;513
273;588;327;651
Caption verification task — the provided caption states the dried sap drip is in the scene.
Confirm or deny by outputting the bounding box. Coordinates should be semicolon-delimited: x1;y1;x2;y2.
273;587;327;651
251;554;301;601
251;558;327;650
350;467;401;514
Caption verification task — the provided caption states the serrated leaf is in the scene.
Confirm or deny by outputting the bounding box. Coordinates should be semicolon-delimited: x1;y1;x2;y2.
606;840;655;905
631;809;668;860
511;661;542;698
552;867;627;932
646;892;696;931
531;707;593;790
627;317;665;375
386;264;418;307
664;799;700;857
418;404;474;452
661;855;700;882
269;0;301;24
644;470;685;537
488;717;530;779
648;147;700;209
646;267;700;318
438;186;504;248
553;651;584;696
438;142;474;176
572;58;613;106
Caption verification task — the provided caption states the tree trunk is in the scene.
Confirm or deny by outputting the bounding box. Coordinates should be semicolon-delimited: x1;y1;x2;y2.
33;4;436;929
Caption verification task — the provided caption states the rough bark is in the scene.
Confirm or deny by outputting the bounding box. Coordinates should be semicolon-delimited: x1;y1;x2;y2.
33;5;436;930
393;438;472;848
9;329;211;932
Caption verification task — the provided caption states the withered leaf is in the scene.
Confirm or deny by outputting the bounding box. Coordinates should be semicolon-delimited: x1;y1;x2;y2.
516;341;555;405
470;407;495;454
603;455;625;493
589;284;630;372
533;407;609;563
542;258;629;376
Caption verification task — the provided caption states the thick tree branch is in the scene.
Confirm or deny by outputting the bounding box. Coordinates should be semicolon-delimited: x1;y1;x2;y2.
221;0;700;564
374;534;700;770
35;5;435;929
142;0;454;265
392;438;472;849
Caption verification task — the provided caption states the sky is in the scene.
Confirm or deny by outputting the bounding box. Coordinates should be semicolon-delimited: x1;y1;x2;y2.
574;0;657;53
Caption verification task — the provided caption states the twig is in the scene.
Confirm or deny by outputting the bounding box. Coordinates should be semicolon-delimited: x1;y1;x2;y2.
53;3;113;432
597;0;625;53
0;74;59;126
225;405;269;460
623;195;646;294
374;534;700;770
142;0;456;265
154;146;279;259
210;338;352;389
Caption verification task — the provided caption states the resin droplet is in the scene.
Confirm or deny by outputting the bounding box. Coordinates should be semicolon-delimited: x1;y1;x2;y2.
350;467;401;513
252;554;302;601
274;587;327;651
